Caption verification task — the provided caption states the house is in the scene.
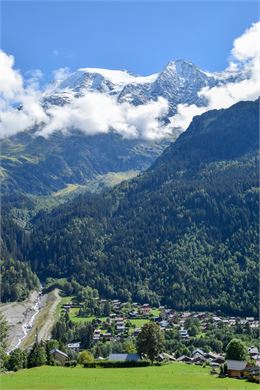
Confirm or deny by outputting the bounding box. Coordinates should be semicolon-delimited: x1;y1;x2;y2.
116;325;126;332
50;348;69;365
192;355;207;365
102;333;112;341
205;352;224;364
67;342;80;352
226;360;247;378
108;353;140;362
192;348;205;358
159;320;169;328
179;328;189;339
177;355;192;363
140;304;151;316
129;310;139;318
248;346;259;356
157;352;176;362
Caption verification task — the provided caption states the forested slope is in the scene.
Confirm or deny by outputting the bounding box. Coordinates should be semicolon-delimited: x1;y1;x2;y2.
2;100;259;315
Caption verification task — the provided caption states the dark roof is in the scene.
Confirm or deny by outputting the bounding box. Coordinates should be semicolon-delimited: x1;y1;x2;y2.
108;353;140;362
226;360;247;371
177;355;192;362
50;348;69;358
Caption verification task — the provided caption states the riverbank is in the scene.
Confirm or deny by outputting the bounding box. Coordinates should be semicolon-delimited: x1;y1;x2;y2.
0;288;61;352
0;290;42;352
20;289;61;350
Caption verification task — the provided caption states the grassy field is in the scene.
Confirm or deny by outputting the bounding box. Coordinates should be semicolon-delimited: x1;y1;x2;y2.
129;318;150;327
1;363;257;390
68;309;107;324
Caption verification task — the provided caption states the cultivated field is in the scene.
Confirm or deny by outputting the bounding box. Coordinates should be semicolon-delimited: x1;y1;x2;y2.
1;363;258;390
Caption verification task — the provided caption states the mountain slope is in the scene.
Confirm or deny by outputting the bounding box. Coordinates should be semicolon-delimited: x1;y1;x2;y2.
1;132;173;196
1;59;241;198
24;100;259;316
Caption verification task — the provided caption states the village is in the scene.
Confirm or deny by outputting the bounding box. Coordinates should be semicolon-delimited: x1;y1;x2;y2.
56;296;260;383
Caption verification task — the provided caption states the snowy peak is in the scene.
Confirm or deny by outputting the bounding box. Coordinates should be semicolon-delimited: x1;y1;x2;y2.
57;68;158;93
78;68;158;85
45;59;241;116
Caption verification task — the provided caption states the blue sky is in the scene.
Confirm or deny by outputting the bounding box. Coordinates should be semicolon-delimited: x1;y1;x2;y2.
1;1;259;80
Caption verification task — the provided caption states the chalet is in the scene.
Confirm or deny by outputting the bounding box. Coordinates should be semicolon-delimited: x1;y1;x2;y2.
159;320;169;328
205;352;224;364
93;334;100;341
191;349;207;364
248;346;259;356
102;333;112;341
67;342;80;352
192;355;207;365
108;353;140;362
179;328;189;339
192;348;205;358
226;360;247;378
140;304;151;316
50;349;69;365
129;310;139;318
177;355;192;363
157;352;176;362
116;325;126;332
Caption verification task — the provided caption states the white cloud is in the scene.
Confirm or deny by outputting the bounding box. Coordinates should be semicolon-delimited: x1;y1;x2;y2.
0;50;170;140
0;51;48;137
53;67;71;84
38;93;169;140
171;21;260;130
0;50;23;100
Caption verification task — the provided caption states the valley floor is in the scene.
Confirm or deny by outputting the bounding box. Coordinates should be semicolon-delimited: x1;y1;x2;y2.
0;364;258;390
0;289;61;352
0;291;40;352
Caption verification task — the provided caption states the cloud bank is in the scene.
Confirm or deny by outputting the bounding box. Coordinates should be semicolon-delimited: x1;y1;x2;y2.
0;21;259;139
171;21;260;130
0;50;170;140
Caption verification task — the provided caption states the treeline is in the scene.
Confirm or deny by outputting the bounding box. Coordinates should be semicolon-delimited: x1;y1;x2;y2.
0;258;39;302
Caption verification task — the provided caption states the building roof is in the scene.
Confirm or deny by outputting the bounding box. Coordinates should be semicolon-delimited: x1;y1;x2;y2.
177;355;192;362
50;348;69;358
108;353;140;362
226;360;247;371
67;342;80;348
248;347;259;355
192;348;205;356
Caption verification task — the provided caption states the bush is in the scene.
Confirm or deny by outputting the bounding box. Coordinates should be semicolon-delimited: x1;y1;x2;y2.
78;351;94;364
83;360;151;368
65;360;77;367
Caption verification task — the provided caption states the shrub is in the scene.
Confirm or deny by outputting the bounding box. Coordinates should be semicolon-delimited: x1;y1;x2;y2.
83;360;151;368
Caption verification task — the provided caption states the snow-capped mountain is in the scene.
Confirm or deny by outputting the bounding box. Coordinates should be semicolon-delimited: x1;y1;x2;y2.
44;59;239;116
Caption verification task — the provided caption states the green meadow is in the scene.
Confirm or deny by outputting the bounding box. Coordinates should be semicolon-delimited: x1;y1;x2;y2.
1;363;258;390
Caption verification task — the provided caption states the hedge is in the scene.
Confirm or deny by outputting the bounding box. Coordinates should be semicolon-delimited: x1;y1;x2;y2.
83;360;151;368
